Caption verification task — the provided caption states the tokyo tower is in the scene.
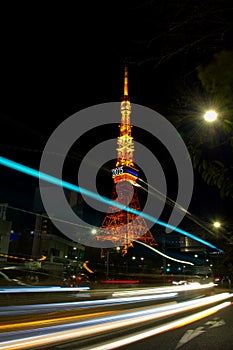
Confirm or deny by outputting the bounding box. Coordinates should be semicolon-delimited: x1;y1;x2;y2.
95;67;158;255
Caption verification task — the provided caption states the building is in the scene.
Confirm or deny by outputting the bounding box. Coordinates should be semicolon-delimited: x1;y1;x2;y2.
0;204;12;262
32;187;85;273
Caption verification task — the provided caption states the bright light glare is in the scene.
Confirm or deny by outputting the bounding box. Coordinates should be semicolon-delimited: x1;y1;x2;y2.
214;221;221;228
204;110;218;122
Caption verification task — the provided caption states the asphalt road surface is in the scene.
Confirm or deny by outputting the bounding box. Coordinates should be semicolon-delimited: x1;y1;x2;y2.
116;301;233;350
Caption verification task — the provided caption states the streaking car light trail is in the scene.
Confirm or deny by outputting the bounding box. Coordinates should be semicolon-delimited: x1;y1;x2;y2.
135;240;194;265
0;282;216;317
0;156;223;252
0;286;90;293
112;282;216;296
87;302;231;350
0;292;178;317
0;293;232;349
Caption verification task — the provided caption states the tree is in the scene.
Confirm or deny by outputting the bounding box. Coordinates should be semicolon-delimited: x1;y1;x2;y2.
197;51;233;104
171;50;233;199
192;51;233;198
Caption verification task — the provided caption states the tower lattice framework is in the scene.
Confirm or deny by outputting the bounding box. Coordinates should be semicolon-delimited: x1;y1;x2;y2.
95;67;158;255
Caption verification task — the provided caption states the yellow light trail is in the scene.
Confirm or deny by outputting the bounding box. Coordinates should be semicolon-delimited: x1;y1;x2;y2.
83;260;94;274
89;302;231;350
0;311;109;332
0;293;232;349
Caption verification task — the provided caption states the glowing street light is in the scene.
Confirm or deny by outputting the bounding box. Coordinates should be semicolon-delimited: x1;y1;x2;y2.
213;221;221;228
204;110;218;122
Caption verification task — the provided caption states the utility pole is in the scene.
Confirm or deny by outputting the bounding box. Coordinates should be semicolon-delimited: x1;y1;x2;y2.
106;249;109;279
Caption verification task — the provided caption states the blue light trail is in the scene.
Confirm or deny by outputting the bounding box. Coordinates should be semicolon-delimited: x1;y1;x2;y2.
0;156;223;252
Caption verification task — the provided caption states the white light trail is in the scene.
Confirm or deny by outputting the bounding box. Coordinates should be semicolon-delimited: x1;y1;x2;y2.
87;302;231;350
135;240;194;265
0;292;178;317
0;286;90;293
112;282;216;297
0;292;232;349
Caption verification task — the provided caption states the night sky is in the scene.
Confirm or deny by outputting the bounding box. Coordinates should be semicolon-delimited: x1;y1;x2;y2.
0;1;233;239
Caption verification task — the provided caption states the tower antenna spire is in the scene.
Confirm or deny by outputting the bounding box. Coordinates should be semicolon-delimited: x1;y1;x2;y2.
123;66;129;99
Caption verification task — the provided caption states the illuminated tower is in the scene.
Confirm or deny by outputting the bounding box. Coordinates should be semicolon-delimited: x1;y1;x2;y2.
95;67;158;255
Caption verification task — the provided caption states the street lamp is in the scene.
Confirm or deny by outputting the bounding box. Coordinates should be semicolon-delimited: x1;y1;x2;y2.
204;110;218;122
213;221;221;242
213;221;221;228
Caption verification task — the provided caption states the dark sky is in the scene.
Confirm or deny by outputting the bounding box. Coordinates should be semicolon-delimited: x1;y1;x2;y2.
0;1;233;237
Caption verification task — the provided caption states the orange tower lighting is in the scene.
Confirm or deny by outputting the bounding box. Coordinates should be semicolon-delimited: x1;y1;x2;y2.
95;67;158;255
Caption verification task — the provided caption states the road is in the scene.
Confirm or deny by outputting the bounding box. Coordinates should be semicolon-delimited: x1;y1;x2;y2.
117;303;233;350
0;283;232;349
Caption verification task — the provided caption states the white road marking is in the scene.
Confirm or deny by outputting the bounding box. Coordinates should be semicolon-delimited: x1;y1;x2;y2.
176;326;205;349
205;319;226;329
176;317;226;348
